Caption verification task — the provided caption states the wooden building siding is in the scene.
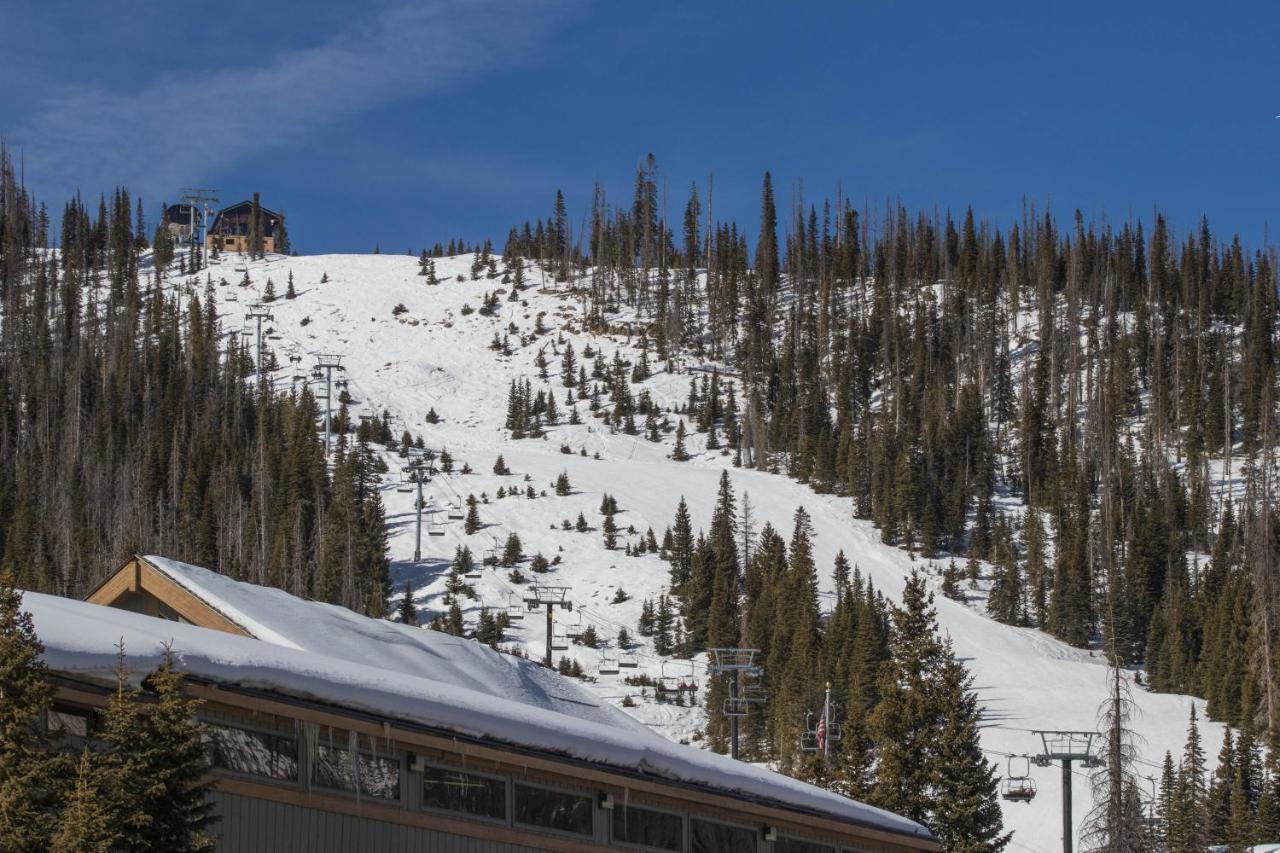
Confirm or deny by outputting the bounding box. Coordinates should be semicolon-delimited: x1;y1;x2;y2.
85;556;250;637
210;234;276;254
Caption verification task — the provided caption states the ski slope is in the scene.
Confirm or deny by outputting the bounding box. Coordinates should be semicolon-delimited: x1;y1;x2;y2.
191;250;1224;853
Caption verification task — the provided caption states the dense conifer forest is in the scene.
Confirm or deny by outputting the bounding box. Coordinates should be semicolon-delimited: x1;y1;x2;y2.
0;148;391;616
498;154;1280;844
504;154;1278;725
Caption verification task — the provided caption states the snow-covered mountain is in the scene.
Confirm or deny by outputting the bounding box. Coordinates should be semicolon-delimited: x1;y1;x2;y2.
197;250;1223;853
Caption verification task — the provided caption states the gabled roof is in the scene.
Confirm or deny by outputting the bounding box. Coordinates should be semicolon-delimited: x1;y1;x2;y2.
209;200;280;232
64;556;934;842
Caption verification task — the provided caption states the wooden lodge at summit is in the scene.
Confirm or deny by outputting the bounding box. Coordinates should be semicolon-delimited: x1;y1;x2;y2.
164;192;285;254
205;193;283;254
15;555;938;853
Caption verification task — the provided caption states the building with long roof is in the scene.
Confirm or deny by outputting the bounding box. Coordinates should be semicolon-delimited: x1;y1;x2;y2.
20;554;938;853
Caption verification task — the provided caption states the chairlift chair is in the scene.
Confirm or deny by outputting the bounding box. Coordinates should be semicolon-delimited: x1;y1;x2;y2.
447;498;465;520
426;508;446;537
598;655;619;675
551;631;569;652
482;536;502;567
226;292;239;303
618;652;639;669
799;709;843;752
505;596;525;621
564;611;585;641
1001;756;1038;803
660;660;698;696
1001;778;1038;803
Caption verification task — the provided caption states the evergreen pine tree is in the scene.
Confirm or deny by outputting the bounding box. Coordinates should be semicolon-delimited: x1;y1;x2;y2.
399;582;416;625
465;497;482;535
0;574;62;852
931;652;1010;853
672;419;690;461
51;751;118;853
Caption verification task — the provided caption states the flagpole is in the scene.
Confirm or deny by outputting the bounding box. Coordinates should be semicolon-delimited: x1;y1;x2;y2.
822;681;831;760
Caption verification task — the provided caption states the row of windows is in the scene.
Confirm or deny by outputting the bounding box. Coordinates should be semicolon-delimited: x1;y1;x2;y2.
419;764;825;853
60;710;843;853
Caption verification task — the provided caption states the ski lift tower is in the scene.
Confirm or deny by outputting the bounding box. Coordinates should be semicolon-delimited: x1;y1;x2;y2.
403;450;436;562
708;648;764;760
180;188;218;270
312;354;345;457
523;585;571;668
1033;730;1101;853
243;303;274;386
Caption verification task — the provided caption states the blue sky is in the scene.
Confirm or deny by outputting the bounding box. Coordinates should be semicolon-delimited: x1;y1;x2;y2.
3;0;1277;253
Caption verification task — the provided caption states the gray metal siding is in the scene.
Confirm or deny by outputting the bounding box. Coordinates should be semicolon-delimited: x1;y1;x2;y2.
210;791;553;853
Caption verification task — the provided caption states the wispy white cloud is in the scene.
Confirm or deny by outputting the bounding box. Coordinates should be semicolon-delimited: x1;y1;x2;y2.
15;0;575;201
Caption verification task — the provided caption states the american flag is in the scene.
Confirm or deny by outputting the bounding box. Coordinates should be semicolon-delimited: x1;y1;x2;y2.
816;710;828;755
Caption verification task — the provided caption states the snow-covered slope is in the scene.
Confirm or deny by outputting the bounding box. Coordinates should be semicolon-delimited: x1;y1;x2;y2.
193;251;1224;853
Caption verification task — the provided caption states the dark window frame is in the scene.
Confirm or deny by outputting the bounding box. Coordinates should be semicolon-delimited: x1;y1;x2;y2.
419;762;509;824
311;740;403;803
46;702;97;742
775;835;837;853
610;799;686;852
512;780;596;839
202;719;300;785
690;814;759;853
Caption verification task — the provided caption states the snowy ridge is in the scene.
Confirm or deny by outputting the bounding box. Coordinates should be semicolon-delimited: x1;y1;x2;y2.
20;589;932;840
189;251;1224;852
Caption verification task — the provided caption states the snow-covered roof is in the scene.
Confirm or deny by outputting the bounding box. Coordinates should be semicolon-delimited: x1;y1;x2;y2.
23;578;931;841
140;555;634;730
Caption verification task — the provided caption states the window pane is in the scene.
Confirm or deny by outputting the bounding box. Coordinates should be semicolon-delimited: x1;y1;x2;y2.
358;753;400;800
204;724;298;781
776;838;835;853
691;818;756;853
314;744;400;800
48;705;92;739
514;783;593;836
612;804;683;850
421;766;506;820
